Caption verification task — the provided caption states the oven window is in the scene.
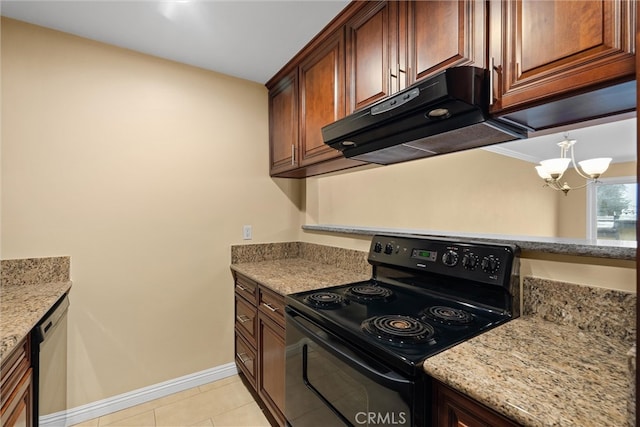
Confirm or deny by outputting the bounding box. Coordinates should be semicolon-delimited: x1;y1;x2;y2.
286;314;416;427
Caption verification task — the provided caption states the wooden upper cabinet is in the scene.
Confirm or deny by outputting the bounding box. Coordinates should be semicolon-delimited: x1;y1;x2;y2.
346;1;394;112
345;0;486;113
269;71;298;175
298;29;346;167
408;0;486;85
490;0;636;113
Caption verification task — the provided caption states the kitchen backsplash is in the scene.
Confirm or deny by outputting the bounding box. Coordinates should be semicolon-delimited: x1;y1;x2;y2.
231;242;370;275
231;242;300;264
523;277;636;344
1;256;70;287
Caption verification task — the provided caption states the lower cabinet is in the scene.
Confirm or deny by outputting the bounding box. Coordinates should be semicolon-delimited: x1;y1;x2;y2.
1;335;33;427
433;380;520;427
257;312;285;426
233;272;286;426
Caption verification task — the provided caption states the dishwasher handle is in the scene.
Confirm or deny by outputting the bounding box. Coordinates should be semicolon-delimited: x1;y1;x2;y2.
35;294;70;344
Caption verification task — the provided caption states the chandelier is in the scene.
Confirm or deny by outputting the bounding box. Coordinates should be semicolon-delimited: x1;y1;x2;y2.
534;136;611;195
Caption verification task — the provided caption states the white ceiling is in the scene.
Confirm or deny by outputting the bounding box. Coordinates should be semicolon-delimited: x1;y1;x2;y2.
1;0;636;164
486;115;636;165
0;0;350;84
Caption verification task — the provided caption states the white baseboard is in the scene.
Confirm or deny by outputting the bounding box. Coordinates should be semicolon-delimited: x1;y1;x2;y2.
40;362;238;427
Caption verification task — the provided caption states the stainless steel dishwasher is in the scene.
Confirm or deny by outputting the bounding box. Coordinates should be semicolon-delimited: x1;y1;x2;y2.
32;294;69;427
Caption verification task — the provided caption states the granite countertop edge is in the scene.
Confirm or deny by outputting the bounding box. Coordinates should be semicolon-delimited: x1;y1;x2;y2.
0;281;72;364
302;224;636;260
423;316;634;426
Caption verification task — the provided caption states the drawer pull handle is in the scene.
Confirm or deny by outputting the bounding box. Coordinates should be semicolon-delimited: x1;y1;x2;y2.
236;284;248;292
236;314;251;323
237;352;252;365
262;302;278;312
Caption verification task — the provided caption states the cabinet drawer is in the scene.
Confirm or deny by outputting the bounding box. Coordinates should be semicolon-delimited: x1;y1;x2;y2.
1;367;32;427
433;380;521;427
235;296;257;346
258;286;285;326
235;333;257;390
235;274;258;305
0;337;29;410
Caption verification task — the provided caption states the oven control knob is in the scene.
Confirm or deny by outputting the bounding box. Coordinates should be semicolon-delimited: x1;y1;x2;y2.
374;242;383;253
384;243;394;255
481;256;500;274
462;253;479;270
442;250;459;267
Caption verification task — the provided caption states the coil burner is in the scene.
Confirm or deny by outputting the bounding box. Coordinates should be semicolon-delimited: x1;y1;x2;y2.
362;315;435;346
303;292;347;309
346;285;394;303
421;306;475;326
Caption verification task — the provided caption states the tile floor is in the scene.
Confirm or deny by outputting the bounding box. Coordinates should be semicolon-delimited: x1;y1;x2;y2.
71;375;271;427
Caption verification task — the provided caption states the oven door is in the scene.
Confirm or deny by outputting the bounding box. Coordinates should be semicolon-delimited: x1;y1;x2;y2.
285;309;425;427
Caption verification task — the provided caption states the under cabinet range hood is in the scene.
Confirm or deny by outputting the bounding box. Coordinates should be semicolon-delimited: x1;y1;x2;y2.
322;67;528;165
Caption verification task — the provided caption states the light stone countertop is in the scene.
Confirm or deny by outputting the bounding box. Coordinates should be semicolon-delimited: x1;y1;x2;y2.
423;317;632;426
0;281;72;363
230;258;371;295
1;256;72;363
230;241;372;295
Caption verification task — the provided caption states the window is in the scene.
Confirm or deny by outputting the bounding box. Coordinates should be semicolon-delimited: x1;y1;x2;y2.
587;176;637;241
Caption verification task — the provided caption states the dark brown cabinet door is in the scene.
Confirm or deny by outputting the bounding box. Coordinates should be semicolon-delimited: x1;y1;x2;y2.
3;369;32;427
346;1;395;112
269;71;298;175
346;0;486;112
433;381;520;427
1;337;32;427
490;0;636;113
408;0;486;85
299;29;345;167
257;313;285;427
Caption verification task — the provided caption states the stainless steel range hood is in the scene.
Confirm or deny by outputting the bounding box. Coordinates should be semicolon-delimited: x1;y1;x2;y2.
322;67;529;165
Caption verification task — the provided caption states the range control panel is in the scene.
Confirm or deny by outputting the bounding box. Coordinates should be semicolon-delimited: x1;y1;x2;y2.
368;235;518;287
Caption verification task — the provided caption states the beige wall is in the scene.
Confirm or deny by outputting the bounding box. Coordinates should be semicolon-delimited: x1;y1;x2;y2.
1;18;302;407
300;151;636;294
304;148;560;236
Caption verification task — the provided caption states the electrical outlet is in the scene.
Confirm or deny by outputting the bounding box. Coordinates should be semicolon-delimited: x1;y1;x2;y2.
243;225;252;240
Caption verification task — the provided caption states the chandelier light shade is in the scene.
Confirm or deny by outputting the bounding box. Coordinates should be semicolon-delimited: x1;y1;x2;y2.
538;158;571;179
577;157;612;178
535;136;611;195
534;165;551;180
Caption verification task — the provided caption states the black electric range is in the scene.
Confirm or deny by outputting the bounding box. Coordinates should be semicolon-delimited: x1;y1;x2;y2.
285;235;519;427
287;235;519;374
285;235;519;426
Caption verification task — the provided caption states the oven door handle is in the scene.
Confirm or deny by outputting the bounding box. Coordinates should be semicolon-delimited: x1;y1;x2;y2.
287;311;412;390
